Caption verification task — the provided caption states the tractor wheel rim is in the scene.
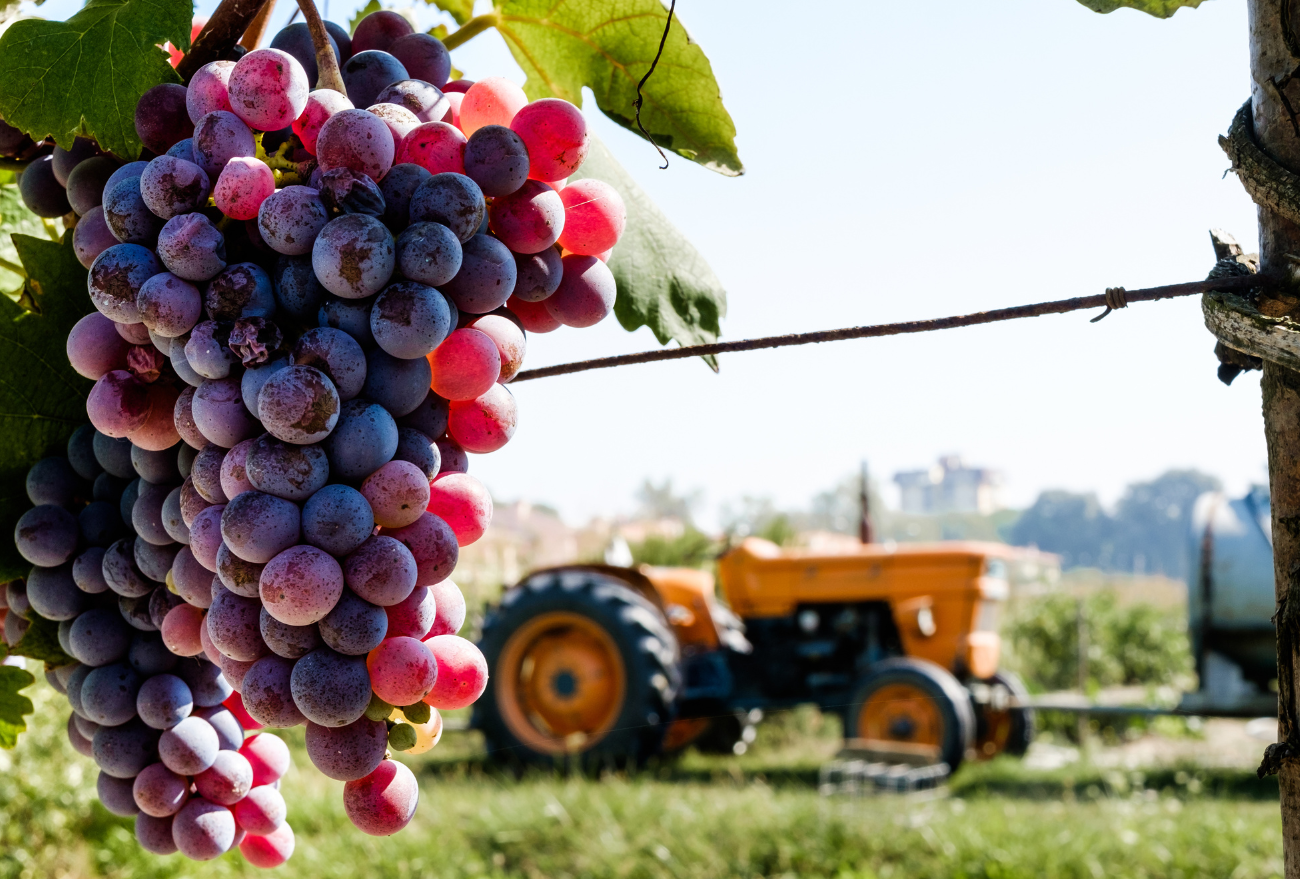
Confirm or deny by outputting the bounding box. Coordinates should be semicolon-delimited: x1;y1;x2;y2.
857;682;945;750
495;611;627;755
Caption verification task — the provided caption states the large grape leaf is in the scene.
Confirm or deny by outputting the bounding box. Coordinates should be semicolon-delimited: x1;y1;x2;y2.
0;233;93;582
571;136;725;365
491;0;742;176
1075;0;1207;16
0;0;192;158
424;0;473;26
0;185;60;297
0;665;35;749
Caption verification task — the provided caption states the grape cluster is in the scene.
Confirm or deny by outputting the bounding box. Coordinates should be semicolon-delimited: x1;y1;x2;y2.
4;428;296;866
8;8;627;865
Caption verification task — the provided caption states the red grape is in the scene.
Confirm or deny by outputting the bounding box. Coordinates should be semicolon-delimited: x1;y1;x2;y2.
87;370;151;438
460;77;527;136
343;759;418;836
427;328;500;401
384;586;436;638
425;472;492;545
128;383;182;451
468;313;526;381
421;634;488;709
215;157;275;221
507;294;562;333
240;732;291;785
293;89;354;155
426;579;465;637
383;512;458;586
545;254;616;328
557;178;626;255
162;604;207;656
366;636;437;705
317;109;395;183
228;48;310;131
489;179;564;253
233;785;285;834
240;822;295;868
361;460;432;529
511;97;588;182
399;121;466;174
187;61;235;123
448;383;517;454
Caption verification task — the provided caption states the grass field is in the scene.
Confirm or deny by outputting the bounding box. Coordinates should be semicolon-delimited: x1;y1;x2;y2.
0;683;1286;879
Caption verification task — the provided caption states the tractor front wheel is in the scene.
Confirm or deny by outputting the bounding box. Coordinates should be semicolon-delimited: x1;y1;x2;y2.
844;657;976;772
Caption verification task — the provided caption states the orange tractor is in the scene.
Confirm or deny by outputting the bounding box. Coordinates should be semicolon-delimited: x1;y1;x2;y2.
473;538;1034;771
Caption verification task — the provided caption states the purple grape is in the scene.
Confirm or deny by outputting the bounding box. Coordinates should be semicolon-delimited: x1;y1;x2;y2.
81;662;142;726
389;34;451;88
193;110;256;177
206;262;275;320
184;320;238;380
343;535;417;607
15;505;78;567
260;608;321;659
18;154;71;217
132;480;176;546
319;295;376;347
193;378;261;448
66;156;120;216
73;547;111;593
172;796;236;860
216;542;264;598
394;428;438;480
242;655;305;727
289;647;371;727
166;138;197;161
69;607;132;666
93;432;134;478
258;185;328;256
132;444;180;483
319;589;387;655
119;479;143;531
73;206;118;269
270;21;340;86
137;272;202;339
342;50;410;110
363;349;432;417
88;243;162;323
409;172;484;242
325;399;398;482
291;327;367;400
94;718;161;778
240;357;289;421
220;491;301;563
80;501;126;546
196;704;244;750
135;813;177;855
317;166;387;216
139;155;212;219
257;365;341;444
441;233;517;314
148;585;183;628
133;762;190;817
119;591;158;631
312;214;395;300
103;176;163;245
378;162;430;232
301;484;374;557
135;539;179;581
513;245;563;302
99;770;140;817
397;389;449;439
176;657;234;707
135;83;194;154
26;563;86;620
370;280;452;359
130;632;179;676
205;580;267;660
26;457;82;506
464;124;529;196
103;161;146;198
260;545;345;626
51;138;97;185
304;718;387;780
137;673;194;729
272;255;325;321
395;220;461;287
375;79;448;123
159;715;219;774
171;547;213;608
244;435;330;502
157;213;228;282
188;503;224;572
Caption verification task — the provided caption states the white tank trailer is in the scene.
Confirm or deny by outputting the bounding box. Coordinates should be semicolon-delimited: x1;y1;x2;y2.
1182;487;1278;716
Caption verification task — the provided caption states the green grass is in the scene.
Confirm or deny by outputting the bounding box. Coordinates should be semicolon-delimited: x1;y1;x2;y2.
0;688;1286;879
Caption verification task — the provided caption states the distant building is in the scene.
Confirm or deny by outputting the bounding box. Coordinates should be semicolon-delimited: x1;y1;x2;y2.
894;456;1003;515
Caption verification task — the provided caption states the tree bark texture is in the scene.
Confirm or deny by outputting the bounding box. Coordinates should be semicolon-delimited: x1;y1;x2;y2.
1251;2;1300;873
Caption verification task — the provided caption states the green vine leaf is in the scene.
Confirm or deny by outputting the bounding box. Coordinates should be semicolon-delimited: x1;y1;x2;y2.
1074;0;1207;17
0;0;192;158
0;184;58;296
492;0;742;176
425;0;473;26
9;612;72;666
572;136;725;366
0;233;93;582
0;665;35;749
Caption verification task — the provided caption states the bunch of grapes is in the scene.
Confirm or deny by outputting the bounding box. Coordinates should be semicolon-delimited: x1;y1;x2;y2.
7;8;627;867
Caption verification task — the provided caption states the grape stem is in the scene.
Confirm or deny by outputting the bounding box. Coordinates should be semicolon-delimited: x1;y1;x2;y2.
294;0;346;94
0;257;25;277
441;13;500;51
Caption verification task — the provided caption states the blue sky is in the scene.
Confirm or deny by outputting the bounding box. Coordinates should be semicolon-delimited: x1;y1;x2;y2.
32;0;1268;527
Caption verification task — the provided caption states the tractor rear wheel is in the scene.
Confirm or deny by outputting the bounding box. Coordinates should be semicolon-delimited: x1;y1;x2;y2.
844;657;976;772
474;569;681;769
973;670;1035;759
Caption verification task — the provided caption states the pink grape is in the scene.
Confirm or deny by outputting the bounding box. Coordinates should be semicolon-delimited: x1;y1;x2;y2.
384;586;436;638
398;121;466;174
368;101;421;152
304;717;388;780
240;822;295;868
133;762;190;817
426;579;465;637
511;97;588;182
194;749;253;805
193;110;257;177
422;634;488;709
442;92;463;128
67;312;130;379
384;511;458;585
426;473;492;546
460;77;527;136
545;254;616;328
214;157;275;220
220;438;256;499
172;546;213;605
88;370;150;437
366;635;437;705
344;535;417;606
73;206;118;268
343;759;418;836
448;383;516;454
427;328;500;401
115;321;152;345
469;313;526;381
317;109;395;182
129;383;183;451
352;11;413;53
488;179;564;253
193;377;261;447
241;655;306;727
172;796;236;860
240;732;291;785
257;365;341;444
233;785;285;834
162;604;207;656
558;179;626;255
174;387;206;449
293;89;354;155
360;460;431;529
228;48;310;131
187;61;235;123
260;545;344;625
507;294;561;333
188;504;227;570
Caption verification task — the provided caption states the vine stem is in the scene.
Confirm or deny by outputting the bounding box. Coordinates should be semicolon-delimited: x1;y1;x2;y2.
442;13;500;51
0;257;25;277
241;0;279;50
295;0;346;93
177;0;273;80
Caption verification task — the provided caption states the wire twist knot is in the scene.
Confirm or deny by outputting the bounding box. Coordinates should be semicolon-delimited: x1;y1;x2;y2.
1090;287;1129;323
